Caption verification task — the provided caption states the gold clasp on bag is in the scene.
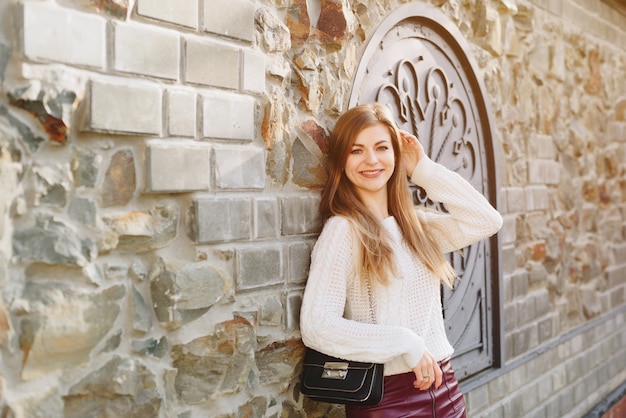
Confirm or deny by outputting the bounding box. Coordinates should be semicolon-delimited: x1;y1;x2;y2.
322;361;349;379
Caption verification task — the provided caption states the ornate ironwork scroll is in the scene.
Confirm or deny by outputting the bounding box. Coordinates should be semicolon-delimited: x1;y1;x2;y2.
349;4;501;379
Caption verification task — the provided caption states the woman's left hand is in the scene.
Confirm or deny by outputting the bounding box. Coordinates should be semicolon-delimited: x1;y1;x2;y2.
399;130;424;177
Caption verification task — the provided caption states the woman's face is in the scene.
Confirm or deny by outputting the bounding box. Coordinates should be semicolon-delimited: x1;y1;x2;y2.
344;123;396;201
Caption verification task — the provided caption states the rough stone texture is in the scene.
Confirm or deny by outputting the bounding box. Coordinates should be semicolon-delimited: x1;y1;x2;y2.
0;0;624;417
150;258;232;330
63;356;161;417
171;317;256;403
18;283;125;380
102;205;178;253
13;215;97;266
101;149;136;207
8;83;79;145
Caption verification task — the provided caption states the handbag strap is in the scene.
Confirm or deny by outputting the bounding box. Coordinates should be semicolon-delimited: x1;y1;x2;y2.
365;277;376;325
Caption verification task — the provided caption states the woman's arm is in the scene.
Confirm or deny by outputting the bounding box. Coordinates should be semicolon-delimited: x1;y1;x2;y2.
410;156;503;253
400;129;502;253
300;217;425;367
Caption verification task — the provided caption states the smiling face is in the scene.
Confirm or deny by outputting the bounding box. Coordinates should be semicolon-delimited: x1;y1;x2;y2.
344;123;396;202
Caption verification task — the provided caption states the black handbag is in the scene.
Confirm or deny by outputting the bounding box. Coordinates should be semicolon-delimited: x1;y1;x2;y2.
300;348;384;405
300;277;383;405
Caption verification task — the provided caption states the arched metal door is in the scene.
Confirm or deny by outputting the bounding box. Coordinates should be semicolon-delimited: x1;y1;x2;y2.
349;3;501;379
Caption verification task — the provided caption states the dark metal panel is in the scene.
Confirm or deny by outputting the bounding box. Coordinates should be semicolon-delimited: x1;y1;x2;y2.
349;3;501;380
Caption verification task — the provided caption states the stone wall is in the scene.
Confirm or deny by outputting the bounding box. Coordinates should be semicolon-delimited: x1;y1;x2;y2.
0;0;624;417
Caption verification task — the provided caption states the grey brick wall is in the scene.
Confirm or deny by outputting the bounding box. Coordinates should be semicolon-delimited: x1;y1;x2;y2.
22;2;106;68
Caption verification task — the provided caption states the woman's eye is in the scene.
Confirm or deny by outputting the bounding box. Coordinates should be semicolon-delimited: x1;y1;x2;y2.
350;149;362;154
377;146;389;151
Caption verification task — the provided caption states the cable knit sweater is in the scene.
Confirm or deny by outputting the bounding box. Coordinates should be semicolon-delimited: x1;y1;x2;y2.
300;156;503;376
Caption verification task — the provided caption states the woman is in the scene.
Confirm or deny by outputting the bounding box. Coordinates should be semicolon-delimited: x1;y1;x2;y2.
300;103;502;417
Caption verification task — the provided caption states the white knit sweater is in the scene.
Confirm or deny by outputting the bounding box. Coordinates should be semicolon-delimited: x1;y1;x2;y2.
300;157;503;376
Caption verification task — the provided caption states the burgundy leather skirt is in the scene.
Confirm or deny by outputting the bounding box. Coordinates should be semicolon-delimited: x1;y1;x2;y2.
345;358;466;418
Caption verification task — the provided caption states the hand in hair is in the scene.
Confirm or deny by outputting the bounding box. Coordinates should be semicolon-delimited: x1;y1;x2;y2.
399;130;425;177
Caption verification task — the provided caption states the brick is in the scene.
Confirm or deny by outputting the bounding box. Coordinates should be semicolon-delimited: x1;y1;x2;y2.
525;185;550;211
202;92;255;140
511;269;529;299
114;23;179;80
502;274;513;303
288;241;313;283
202;0;256;41
520;384;538;414
503;302;517;331
281;196;321;236
517;297;536;324
500;214;517;245
87;81;162;135
552;365;567;391
236;246;283;290
544;396;561;418
512;326;532;357
137;0;198;29
505;333;515;361
610;286;625;308
533;288;551;317
22;2;106;68
606;264;626;288
286;290;303;330
565;356;583;383
528;160;560;185
242;49;266;93
254;198;279;239
185;38;239;89
465;383;489;414
612;243;626;262
506;187;526;213
538;316;554;343
213;145;265;190
478;406;504;418
528;262;548;287
488;375;510;403
501;244;516;275
574;379;592;405
145;140;210;192
537;371;553;402
528;134;556;159
191;198;251;243
501;394;524;418
168;90;197;137
559;385;575;415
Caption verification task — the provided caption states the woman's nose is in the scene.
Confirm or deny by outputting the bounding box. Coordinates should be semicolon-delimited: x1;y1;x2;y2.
364;149;377;164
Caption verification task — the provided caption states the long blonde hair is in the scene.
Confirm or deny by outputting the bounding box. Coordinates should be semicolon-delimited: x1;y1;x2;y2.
319;103;457;288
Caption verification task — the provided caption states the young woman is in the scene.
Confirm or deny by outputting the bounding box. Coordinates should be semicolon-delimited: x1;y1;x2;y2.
300;103;502;417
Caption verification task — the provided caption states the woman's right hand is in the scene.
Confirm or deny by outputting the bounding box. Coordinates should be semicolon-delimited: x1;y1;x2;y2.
399;130;425;177
411;349;442;390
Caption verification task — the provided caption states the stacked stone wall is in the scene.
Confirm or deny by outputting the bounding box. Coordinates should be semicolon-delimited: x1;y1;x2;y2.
0;0;624;417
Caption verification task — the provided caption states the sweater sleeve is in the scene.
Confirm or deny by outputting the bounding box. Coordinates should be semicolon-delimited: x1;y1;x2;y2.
410;157;503;253
300;217;425;367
